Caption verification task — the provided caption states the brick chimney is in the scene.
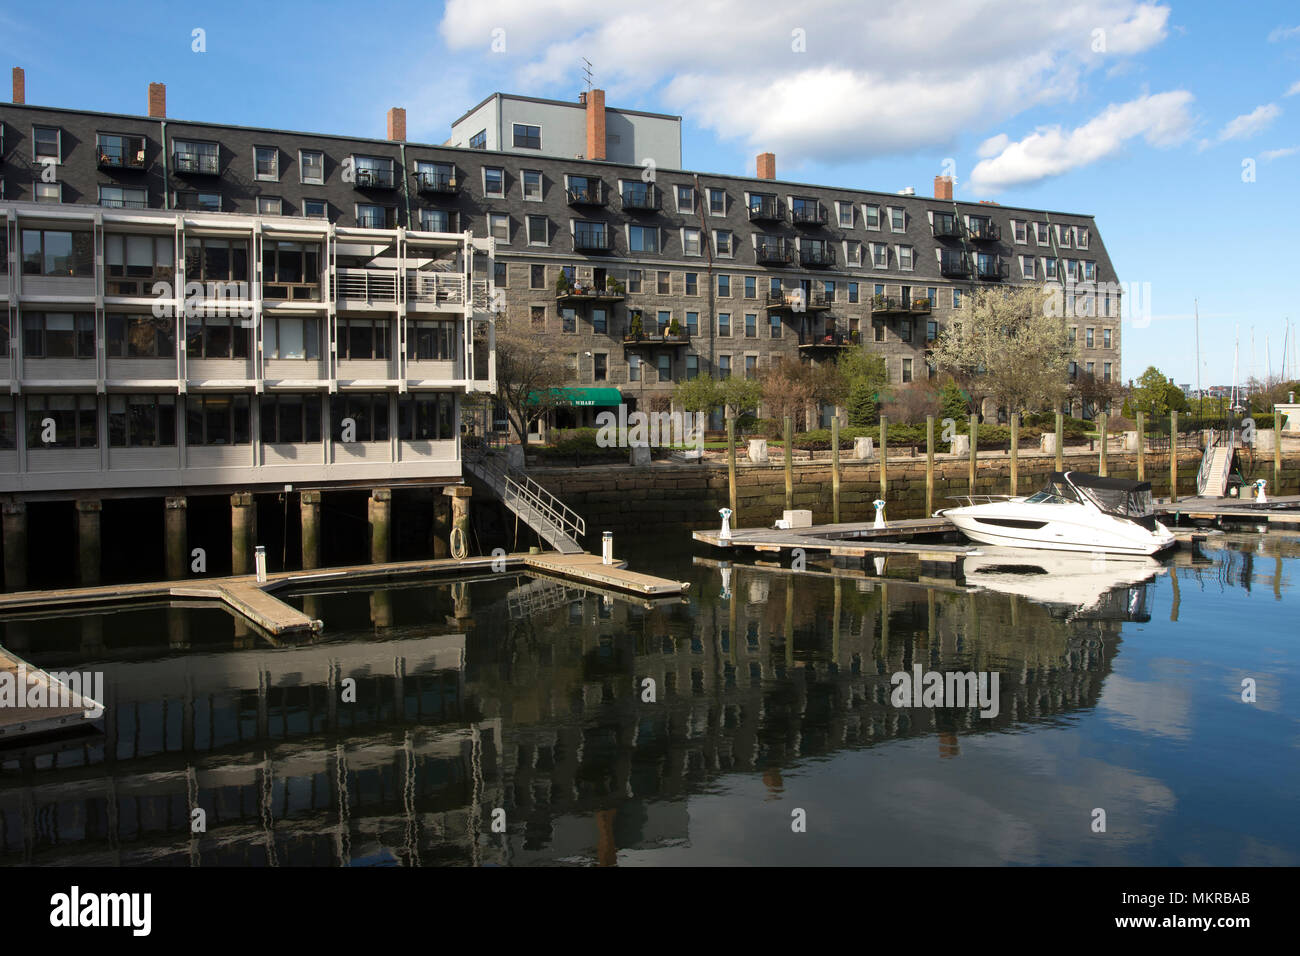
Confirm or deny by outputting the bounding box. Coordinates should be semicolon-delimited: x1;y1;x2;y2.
934;175;954;200
757;152;776;180
387;107;406;141
585;89;606;160
148;82;166;118
11;67;23;105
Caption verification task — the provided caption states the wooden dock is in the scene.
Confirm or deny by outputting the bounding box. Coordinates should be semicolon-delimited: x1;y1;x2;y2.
1158;497;1300;527
0;646;101;742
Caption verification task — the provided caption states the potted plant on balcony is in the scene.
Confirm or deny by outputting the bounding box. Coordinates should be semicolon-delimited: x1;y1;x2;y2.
667;316;684;341
607;277;624;296
873;292;885;309
556;271;570;297
627;311;645;342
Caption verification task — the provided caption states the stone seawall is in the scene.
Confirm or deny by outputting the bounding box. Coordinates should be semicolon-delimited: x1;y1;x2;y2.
531;449;1300;537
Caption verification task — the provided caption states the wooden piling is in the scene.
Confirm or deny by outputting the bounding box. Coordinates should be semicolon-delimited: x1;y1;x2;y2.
1170;410;1178;503
783;416;793;512
1009;413;1019;496
1137;411;1145;482
727;418;738;524
1275;407;1283;494
831;416;841;524
1098;412;1108;477
1055;411;1063;472
968;413;978;495
925;415;935;516
880;414;888;500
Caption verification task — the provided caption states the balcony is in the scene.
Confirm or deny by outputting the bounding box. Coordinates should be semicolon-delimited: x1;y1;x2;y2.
336;267;399;305
356;211;395;229
622;331;691;348
799;245;836;268
940;252;971;277
909;297;933;314
355;167;396;190
932;216;963;239
173;151;219;175
567;183;605;206
105;266;175;297
556;281;625;303
798;330;856;350
766;290;830;312
416;170;458;195
968;219;1001;242
748;197;785;221
975;256;1006;280
871;295;911;314
405;270;467;309
755;238;792;265
790;202;827;227
620;186;660;212
573;230;612;253
97;142;147;171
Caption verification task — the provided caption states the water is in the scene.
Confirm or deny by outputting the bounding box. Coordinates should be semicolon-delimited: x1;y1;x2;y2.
1;531;1297;866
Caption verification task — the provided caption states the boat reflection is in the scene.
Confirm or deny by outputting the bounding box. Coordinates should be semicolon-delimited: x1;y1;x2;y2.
963;547;1164;622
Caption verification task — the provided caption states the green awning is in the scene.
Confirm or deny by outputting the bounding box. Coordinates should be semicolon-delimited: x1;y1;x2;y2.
527;387;624;407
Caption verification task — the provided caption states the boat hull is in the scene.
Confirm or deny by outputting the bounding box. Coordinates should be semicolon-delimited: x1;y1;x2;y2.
942;502;1175;555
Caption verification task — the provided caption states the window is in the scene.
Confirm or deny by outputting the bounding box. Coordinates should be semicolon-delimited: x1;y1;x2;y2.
889;207;905;232
33;126;61;162
173;139;219;174
629;225;658;253
483;167;505;198
718;275;731;297
261;316;319;360
897;245;914;271
489;213;510;242
531;306;546;330
745;313;757;338
522;169;542;200
1065;259;1078;281
685;273;698;296
683;228;701;257
1085;327;1095;349
109;394;176;447
175;191;222;212
871;243;888;268
356;203;393;229
848;282;859;304
1068;327;1077;345
927;319;938;341
103;234;173;294
708;188;726;214
823;280;836;302
186;394;250;446
1078;228;1090;249
1021;255;1035;279
592;309;608;335
1103;328;1112;349
254;146;278;181
865;205;880;230
1044;257;1058;279
769;315;781;338
339;317;389;360
718;312;731;336
408;320;457;360
1086;361;1095;376
522;214;548;246
686;312;699;336
718;355;731;378
1058;224;1072;248
35;182;62;203
657;311;672;334
657;354;672;382
331;394;389;442
513;124;541;149
657;271;671;295
303;199;327;219
97;133;146;168
257;196;283;216
1035;222;1050;244
1103;361;1112;383
399;393;457;442
494;261;507;289
561;308;577;333
901;317;913;342
627;269;642;293
299;149;325;184
22;229;94;277
568;175;601;203
873;319;885;342
846;240;862;266
684;355;697;380
952;289;963;309
27;394;97;449
530;264;546;289
469;129;487;150
260;394;322;444
185;237;249;284
1012;220;1027;243
24;312;95;358
714;230;733;257
1084;260;1096;281
837;201;854;228
107;314;174;358
354;155;395;189
628;353;641;382
419;209;455;232
99;185;149;210
676;185;695;213
902;358;913;383
262;241;321;299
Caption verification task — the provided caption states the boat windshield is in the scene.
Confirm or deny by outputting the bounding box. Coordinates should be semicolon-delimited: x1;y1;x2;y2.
1078;485;1155;517
1024;478;1081;504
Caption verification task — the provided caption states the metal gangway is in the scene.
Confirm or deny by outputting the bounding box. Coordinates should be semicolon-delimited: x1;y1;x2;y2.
1197;427;1239;497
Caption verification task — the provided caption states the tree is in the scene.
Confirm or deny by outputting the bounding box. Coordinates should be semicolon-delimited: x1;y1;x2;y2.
938;379;968;422
719;376;763;422
847;380;878;426
883;381;941;424
1129;366;1187;417
493;317;568;445
760;358;818;429
928;286;1074;418
673;376;719;414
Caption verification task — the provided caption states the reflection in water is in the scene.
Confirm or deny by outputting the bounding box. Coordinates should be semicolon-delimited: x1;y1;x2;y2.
1;533;1298;866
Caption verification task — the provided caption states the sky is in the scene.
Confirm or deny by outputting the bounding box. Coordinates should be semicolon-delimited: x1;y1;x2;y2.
3;0;1298;387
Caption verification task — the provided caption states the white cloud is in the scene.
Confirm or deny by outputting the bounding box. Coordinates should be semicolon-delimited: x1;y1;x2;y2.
437;0;1172;166
1268;25;1300;42
1262;146;1300;162
968;91;1194;191
1198;103;1281;150
1287;80;1300;97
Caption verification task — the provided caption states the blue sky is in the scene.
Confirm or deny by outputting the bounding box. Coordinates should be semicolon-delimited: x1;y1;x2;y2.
3;0;1298;386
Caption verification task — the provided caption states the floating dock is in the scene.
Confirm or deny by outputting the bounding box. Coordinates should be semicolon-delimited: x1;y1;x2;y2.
1158;496;1300;527
0;646;101;743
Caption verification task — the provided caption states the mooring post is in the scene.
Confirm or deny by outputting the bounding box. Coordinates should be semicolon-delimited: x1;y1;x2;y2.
783;416;794;512
300;490;321;570
230;492;255;575
1275;407;1283;494
1055;411;1064;472
1098;412;1108;477
831;416;841;524
1170;410;1179;503
879;414;888;501
1137;411;1146;482
727;417;738;526
75;499;102;587
2;501;27;592
1009;413;1019;496
165;495;187;580
925;415;935;516
369;487;392;564
968;413;978;495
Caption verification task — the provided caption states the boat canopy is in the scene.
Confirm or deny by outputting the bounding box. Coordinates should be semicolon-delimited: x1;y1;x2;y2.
1058;471;1155;520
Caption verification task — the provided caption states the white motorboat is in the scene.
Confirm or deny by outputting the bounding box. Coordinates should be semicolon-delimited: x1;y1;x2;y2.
936;471;1176;556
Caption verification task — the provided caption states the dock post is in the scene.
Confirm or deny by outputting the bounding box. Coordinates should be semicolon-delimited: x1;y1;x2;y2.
1170;410;1178;503
968;414;978;495
369;487;392;563
727;417;738;525
432;493;450;558
1098;413;1108;476
2;501;26;592
76;499;102;586
1009;413;1019;496
300;490;321;570
1055;411;1063;472
1137;412;1145;482
831;417;841;523
784;416;793;512
444;485;472;556
1275;408;1283;494
165;496;187;580
230;492;256;575
879;414;888;501
926;415;935;516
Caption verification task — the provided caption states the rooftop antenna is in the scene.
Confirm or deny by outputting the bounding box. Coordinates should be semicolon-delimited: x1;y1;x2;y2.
581;58;594;95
